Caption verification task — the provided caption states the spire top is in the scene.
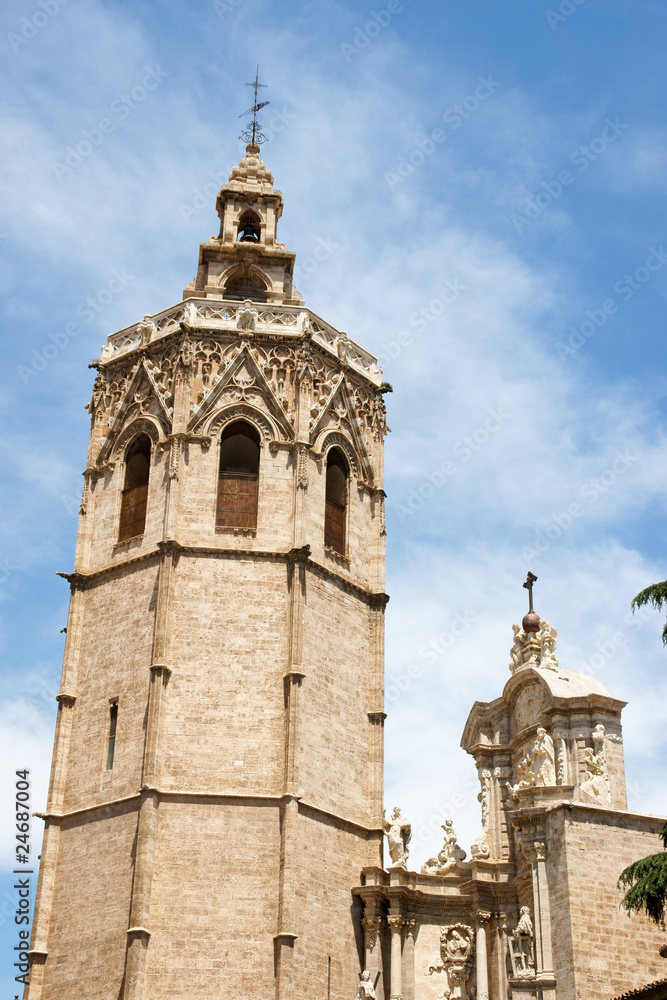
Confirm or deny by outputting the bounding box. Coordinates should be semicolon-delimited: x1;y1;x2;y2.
239;65;270;147
522;571;540;633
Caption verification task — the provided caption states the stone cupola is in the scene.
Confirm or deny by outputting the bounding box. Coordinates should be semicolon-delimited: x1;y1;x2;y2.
183;142;303;306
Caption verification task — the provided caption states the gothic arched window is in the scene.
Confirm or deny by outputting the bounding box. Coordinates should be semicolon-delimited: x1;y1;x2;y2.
324;448;348;555
223;268;267;302
118;434;151;541
216;421;260;529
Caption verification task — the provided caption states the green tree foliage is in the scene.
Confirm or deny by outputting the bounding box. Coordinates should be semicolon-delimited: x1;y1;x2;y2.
618;825;667;926
631;580;667;644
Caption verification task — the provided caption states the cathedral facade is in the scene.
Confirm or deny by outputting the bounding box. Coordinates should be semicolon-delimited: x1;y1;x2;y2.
26;143;666;1000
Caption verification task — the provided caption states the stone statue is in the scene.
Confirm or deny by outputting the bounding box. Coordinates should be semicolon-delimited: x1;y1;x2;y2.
421;820;469;874
516;906;533;937
508;907;535;980
509;753;534;799
580;724;611;804
383;806;411;867
531;727;556;786
355;970;376;1000
508;619;560;674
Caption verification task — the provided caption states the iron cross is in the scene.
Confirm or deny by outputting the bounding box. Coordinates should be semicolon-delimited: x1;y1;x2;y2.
523;571;537;613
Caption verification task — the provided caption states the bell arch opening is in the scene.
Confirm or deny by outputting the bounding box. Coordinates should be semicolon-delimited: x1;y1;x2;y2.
216;420;261;529
118;433;151;541
324;447;348;555
223;266;267;302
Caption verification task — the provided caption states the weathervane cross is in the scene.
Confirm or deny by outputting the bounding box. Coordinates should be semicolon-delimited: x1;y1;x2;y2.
523;571;537;613
239;64;270;146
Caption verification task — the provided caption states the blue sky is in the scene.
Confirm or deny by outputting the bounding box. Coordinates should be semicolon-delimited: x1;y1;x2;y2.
2;0;667;986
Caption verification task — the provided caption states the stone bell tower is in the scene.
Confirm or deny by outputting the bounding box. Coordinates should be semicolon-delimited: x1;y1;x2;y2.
27;142;389;1000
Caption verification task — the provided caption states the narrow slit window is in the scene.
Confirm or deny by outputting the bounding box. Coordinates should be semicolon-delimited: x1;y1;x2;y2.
216;422;260;529
118;434;151;542
324;449;348;555
106;701;118;770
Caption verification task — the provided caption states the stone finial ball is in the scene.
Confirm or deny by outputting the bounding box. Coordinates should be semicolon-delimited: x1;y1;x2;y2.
522;611;540;633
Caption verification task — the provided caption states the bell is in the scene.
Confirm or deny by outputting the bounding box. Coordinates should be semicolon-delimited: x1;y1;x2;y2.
239;224;259;243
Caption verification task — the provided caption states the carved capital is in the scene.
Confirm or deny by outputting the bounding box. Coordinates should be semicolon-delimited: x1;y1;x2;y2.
476;910;492;926
387;914;403;933
157;539;182;557
56;571;89;592
56;693;77;707
404;918;416;939
369;592;390;610
362;915;381;951
288;544;311;563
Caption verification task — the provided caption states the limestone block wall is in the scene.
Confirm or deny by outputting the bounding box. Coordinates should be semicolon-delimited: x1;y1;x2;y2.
163;556;289;793
144;800;281;999
546;803;666;1000
63;564;158;812
39;801;138;1000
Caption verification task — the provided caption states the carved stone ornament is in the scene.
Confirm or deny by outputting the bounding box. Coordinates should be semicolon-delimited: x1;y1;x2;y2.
383;806;411;867
422;820;470;875
355;970;377;1000
507;907;536;980
579;723;611;804
509;727;556;799
362;916;381;952
509;618;559;674
426;924;474;999
470;770;491;859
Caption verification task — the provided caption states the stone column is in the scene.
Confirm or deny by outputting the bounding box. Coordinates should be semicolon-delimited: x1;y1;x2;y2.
275;546;309;1000
494;913;509;1000
362;908;384;999
123;539;177;1000
27;573;86;1000
475;911;491;1000
531;842;554;977
402;919;416;1000
387;912;404;1000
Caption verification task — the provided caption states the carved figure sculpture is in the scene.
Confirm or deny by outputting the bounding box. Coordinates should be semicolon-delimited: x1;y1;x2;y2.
509;753;534;799
422;820;469;874
516;906;533;937
580;724;611;804
508;618;560;674
531;727;556;786
383;806;411;867
355;970;377;1000
424;924;474;998
508;908;535;980
470;771;492;859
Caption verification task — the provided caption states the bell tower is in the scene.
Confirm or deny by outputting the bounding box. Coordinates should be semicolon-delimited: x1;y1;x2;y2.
27;141;389;1000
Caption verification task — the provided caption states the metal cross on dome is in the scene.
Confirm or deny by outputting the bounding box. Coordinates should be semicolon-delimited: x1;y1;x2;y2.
523;571;538;613
238;65;270;146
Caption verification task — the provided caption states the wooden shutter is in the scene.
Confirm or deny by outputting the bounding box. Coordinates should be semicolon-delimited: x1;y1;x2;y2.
217;473;258;529
325;497;346;554
118;482;148;541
